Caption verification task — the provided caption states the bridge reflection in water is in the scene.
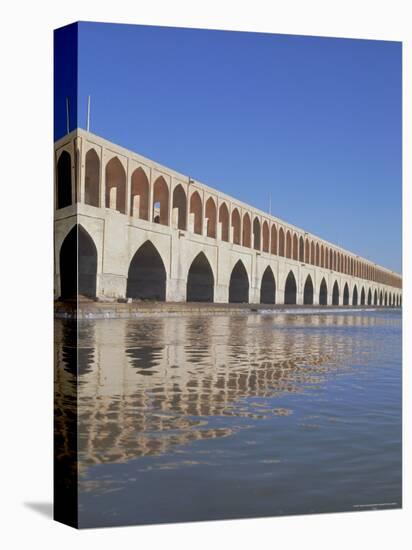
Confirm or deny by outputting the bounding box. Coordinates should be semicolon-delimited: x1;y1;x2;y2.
55;312;392;470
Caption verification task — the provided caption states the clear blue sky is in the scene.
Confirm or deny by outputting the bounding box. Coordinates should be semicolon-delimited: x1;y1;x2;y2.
55;22;402;273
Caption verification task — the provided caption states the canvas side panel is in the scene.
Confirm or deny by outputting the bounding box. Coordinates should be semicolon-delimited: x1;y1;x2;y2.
53;22;79;529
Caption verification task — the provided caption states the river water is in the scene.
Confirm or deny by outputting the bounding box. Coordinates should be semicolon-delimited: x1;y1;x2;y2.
54;309;402;528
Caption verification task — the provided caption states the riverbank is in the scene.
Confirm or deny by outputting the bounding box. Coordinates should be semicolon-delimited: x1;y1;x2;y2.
54;300;397;319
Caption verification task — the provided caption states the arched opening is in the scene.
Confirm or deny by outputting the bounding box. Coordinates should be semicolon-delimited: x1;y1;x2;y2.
205;197;217;238
353;285;358;306
271;225;277;254
126;241;166;301
130;167;150;220
56;150;72;209
286;231;292;258
172;184;187;230
325;247;329;269
367;288;372;305
315;243;320;266
303;275;314;305
284;271;297;305
329;249;333;270
299;236;304;262
374;289;378;305
253;217;261;250
84;149;100;207
153;176;169;225
260;266;276;304
262;221;269;253
59;225;97;299
310;241;315;265
278;228;285;256
293;233;298;260
361;287;366;305
229;260;249;303
242;213;251;247
219;203;230;242
304;238;310;263
231;208;241;245
332;281;339;306
320;245;325;268
389;293;392;306
384;292;388;306
189;191;202;234
319;278;327;305
105;157;126;214
186;252;214;302
343;283;349;305
379;291;383;305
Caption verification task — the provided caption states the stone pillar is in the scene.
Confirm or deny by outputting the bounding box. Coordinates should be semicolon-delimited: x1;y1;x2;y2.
148;169;154;222
125;159;131;216
99;149;106;209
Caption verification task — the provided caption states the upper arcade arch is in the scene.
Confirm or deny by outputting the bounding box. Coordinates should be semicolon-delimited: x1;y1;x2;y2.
56;150;73;209
172;184;187;230
219;202;230;242
105;156;126;214
205;197;217;238
84;148;100;207
131;167;150;220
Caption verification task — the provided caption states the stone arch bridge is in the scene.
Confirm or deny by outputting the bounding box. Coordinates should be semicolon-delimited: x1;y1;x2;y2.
54;129;402;307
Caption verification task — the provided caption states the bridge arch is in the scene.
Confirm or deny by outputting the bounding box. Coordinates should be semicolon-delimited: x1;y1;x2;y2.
379;290;383;305
56;150;72;209
271;225;278;254
319;277;327;305
105;156;126;214
189;191;202;234
152;176;169;225
284;270;297;305
260;266;276;304
315;242;320;266
242;213;251;247
310;241;315;265
59;224;97;299
353;285;358;306
360;286;366;305
126;241;166;301
286;231;292;259
262;221;269;252
219;202;230;242
332;280;339;306
279;227;285;256
292;233;298;260
303;274;314;305
253;217;261;250
231;208;241;245
299;236;304;262
85;148;100;207
304;238;310;263
343;282;349;305
325;246;329;269
229;260;249;303
205;197;217;238
186;252;214;302
131;167;150;220
172;184;187;230
384;291;388;306
367;288;372;305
